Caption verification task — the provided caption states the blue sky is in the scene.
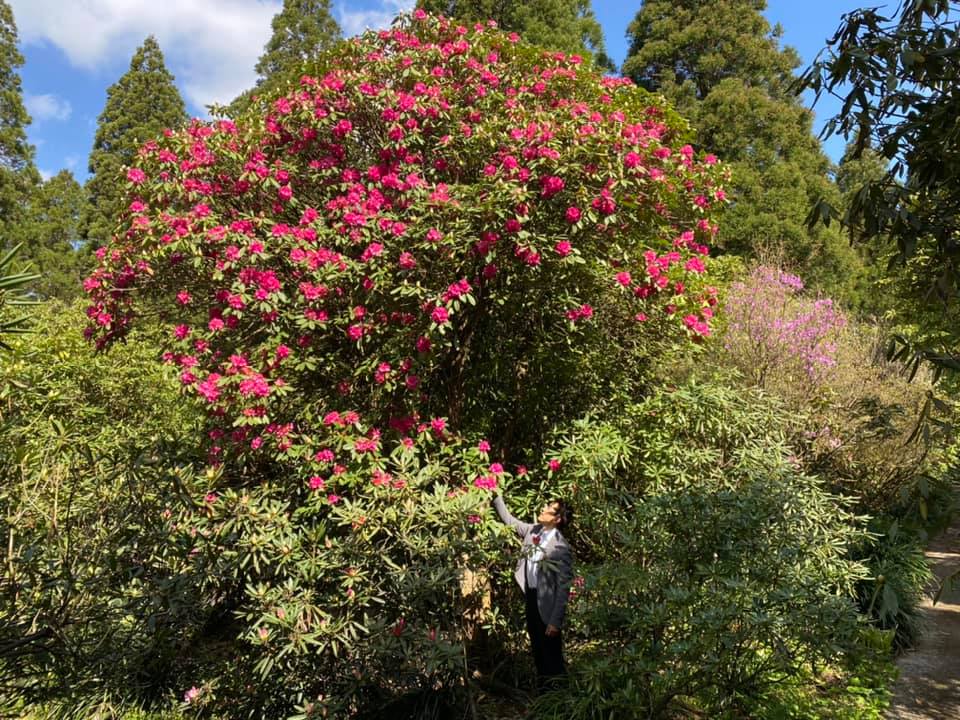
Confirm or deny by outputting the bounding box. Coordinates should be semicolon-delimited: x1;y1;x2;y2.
13;0;878;183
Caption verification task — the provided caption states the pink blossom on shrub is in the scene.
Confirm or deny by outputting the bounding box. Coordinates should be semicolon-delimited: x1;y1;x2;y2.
724;266;846;386
473;474;498;490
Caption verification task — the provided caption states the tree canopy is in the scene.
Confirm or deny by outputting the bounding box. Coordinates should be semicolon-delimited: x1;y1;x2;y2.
13;170;86;300
227;0;342;115
255;0;341;80
623;0;797;99
0;0;38;246
417;0;613;68
624;0;867;301
799;0;960;357
83;36;187;247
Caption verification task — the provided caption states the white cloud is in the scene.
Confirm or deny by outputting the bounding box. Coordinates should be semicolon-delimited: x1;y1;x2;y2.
10;0;281;111
39;168;52;181
337;0;414;39
25;93;72;121
11;0;419;113
64;154;79;169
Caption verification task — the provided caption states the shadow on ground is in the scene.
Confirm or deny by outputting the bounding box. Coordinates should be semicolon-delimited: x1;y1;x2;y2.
887;525;960;720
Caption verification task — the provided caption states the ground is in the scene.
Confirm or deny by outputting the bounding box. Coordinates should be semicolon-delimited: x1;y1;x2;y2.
887;522;960;719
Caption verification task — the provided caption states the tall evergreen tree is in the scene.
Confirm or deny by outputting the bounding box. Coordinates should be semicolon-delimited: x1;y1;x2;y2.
0;0;38;244
623;0;865;300
256;0;341;80
417;0;613;69
623;0;797;100
228;0;341;115
84;36;187;247
15;170;86;300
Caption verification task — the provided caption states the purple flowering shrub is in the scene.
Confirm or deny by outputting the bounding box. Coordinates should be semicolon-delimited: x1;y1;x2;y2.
722;265;953;516
723;265;846;389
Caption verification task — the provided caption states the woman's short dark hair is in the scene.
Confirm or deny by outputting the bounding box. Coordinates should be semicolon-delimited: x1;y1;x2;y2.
550;498;573;529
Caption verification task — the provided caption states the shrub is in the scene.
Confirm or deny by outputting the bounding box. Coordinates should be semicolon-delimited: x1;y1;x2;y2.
0;301;205;712
719;264;959;513
723;264;846;390
720;264;960;653
530;377;868;718
856;520;932;652
76;12;727;717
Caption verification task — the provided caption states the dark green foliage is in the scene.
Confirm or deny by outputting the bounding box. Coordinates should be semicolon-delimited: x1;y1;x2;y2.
623;0;797;99
0;302;205;711
83;37;187;247
857;521;932;652
623;0;869;301
416;0;613;69
529;377;868;718
800;0;960;374
255;0;341;80
0;0;39;250
0;0;31;173
10;170;87;300
228;0;341;115
833;144;891;315
800;1;960;304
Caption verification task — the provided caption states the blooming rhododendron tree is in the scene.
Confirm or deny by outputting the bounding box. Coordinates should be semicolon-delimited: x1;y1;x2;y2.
83;11;725;715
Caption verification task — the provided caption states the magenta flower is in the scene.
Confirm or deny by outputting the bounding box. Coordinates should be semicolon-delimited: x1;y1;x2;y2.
473;474;498;490
540;175;565;198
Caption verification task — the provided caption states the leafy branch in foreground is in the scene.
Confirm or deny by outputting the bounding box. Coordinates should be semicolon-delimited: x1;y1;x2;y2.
0;242;40;350
798;2;960;339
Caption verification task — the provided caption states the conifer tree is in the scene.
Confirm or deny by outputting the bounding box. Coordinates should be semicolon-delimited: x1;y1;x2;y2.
84;36;187;247
228;0;341;114
16;170;86;300
0;0;38;244
256;0;341;80
417;0;613;69
624;0;865;300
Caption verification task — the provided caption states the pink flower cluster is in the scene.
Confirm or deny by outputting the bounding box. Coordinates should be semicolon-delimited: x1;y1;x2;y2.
724;266;847;385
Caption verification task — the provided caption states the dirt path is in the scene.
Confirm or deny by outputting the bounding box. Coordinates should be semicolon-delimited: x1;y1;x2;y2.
887;522;960;719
